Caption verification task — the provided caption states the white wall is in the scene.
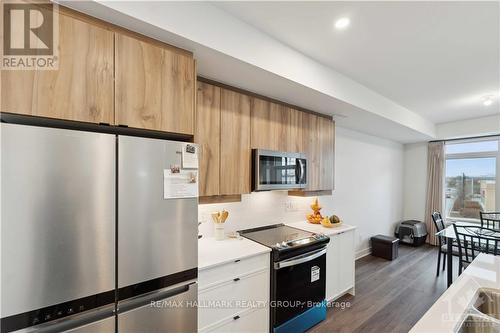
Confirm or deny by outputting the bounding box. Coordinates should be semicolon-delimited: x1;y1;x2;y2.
437;114;500;140
199;127;404;258
403;143;428;221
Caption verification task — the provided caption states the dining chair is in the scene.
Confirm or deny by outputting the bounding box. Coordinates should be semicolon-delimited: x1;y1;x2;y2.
452;224;500;274
480;212;500;230
432;211;459;277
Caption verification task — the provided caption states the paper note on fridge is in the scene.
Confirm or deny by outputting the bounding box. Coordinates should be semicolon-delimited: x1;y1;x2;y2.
164;169;198;199
182;144;198;169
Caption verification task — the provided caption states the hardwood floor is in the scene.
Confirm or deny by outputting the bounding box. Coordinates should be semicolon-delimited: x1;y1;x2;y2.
310;244;459;333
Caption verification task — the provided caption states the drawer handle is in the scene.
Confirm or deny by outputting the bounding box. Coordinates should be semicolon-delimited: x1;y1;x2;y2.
233;277;240;282
234;259;241;263
233;315;240;320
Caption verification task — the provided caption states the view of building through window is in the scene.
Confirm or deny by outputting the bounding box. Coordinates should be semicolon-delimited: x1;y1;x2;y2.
445;139;498;220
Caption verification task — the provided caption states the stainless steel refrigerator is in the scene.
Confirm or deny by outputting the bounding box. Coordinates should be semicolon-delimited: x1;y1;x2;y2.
1;123;198;333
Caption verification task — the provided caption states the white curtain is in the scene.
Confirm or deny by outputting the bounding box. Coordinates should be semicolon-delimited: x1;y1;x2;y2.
425;141;445;245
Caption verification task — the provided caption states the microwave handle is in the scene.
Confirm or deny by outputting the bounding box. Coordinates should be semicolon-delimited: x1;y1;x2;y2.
297;159;305;184
295;160;301;184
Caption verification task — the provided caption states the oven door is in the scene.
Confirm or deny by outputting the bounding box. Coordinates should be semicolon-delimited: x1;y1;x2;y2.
271;247;327;328
253;149;307;191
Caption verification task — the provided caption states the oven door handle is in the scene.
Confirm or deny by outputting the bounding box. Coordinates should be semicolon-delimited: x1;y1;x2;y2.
274;247;327;270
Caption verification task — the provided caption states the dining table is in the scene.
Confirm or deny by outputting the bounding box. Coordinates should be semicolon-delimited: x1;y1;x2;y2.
436;222;500;288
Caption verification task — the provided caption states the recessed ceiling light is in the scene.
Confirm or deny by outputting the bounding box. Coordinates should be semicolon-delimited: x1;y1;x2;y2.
335;17;350;30
482;95;495;106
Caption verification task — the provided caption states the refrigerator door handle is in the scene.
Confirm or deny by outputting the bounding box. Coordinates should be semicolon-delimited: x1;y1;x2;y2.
118;281;196;314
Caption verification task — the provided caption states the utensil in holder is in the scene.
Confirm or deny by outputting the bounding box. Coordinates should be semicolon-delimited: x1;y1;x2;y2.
211;210;229;241
214;223;225;241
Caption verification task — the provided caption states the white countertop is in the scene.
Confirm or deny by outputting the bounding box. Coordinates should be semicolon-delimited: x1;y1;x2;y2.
286;220;356;236
410;253;500;333
198;221;355;271
198;236;271;271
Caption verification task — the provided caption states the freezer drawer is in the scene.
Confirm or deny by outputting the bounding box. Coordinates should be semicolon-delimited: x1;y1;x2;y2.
118;283;197;333
64;316;114;333
118;136;198;289
1;124;116;319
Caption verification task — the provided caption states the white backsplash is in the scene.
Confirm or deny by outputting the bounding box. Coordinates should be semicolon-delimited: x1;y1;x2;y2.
198;191;335;237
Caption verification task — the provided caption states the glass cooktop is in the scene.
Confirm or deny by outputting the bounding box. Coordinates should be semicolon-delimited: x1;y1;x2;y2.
238;224;316;248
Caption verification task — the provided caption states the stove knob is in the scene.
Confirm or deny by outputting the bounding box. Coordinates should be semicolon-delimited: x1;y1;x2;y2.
275;242;281;248
281;241;288;247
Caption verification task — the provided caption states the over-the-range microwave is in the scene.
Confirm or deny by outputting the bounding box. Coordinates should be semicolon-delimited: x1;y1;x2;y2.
252;149;307;191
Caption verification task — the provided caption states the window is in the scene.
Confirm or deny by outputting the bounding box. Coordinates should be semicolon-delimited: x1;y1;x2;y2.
445;139;499;220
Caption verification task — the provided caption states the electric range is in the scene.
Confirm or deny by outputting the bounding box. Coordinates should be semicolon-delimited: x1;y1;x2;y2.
238;224;330;333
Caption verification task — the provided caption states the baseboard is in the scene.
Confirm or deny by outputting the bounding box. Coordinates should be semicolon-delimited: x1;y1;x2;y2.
356;247;371;260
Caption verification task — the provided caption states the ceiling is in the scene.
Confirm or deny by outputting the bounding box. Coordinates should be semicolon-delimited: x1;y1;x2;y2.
215;1;500;124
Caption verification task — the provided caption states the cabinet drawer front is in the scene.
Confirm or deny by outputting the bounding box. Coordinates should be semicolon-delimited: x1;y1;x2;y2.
204;308;269;333
198;270;269;329
199;254;268;290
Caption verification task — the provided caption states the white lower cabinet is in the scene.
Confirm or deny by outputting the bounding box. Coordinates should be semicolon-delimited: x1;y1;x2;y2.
203;308;268;333
198;253;270;333
326;229;355;301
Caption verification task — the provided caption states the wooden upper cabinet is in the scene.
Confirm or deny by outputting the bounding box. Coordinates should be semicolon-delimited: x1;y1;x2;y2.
250;97;271;149
250;98;288;151
303;113;335;191
195;82;221;197
162;48;196;134
115;33;195;135
114;34;162;130
1;11;114;123
220;88;251;195
287;107;305;153
319;116;335;190
305;113;322;191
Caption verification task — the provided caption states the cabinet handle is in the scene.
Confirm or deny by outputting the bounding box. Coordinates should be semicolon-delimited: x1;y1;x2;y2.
234;259;240;263
233;277;240;282
233;315;240;320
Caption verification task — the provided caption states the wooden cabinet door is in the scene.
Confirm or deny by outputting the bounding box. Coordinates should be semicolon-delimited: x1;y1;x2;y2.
250;97;271;149
303;113;334;191
115;33;163;130
287;107;305;153
1;11;114;124
162;48;195;135
319;116;335;190
220;89;251;195
195;82;220;197
250;98;288;151
305;113;321;190
115;33;195;134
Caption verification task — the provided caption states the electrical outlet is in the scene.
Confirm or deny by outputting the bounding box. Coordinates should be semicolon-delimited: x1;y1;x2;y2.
284;201;299;212
199;212;209;223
